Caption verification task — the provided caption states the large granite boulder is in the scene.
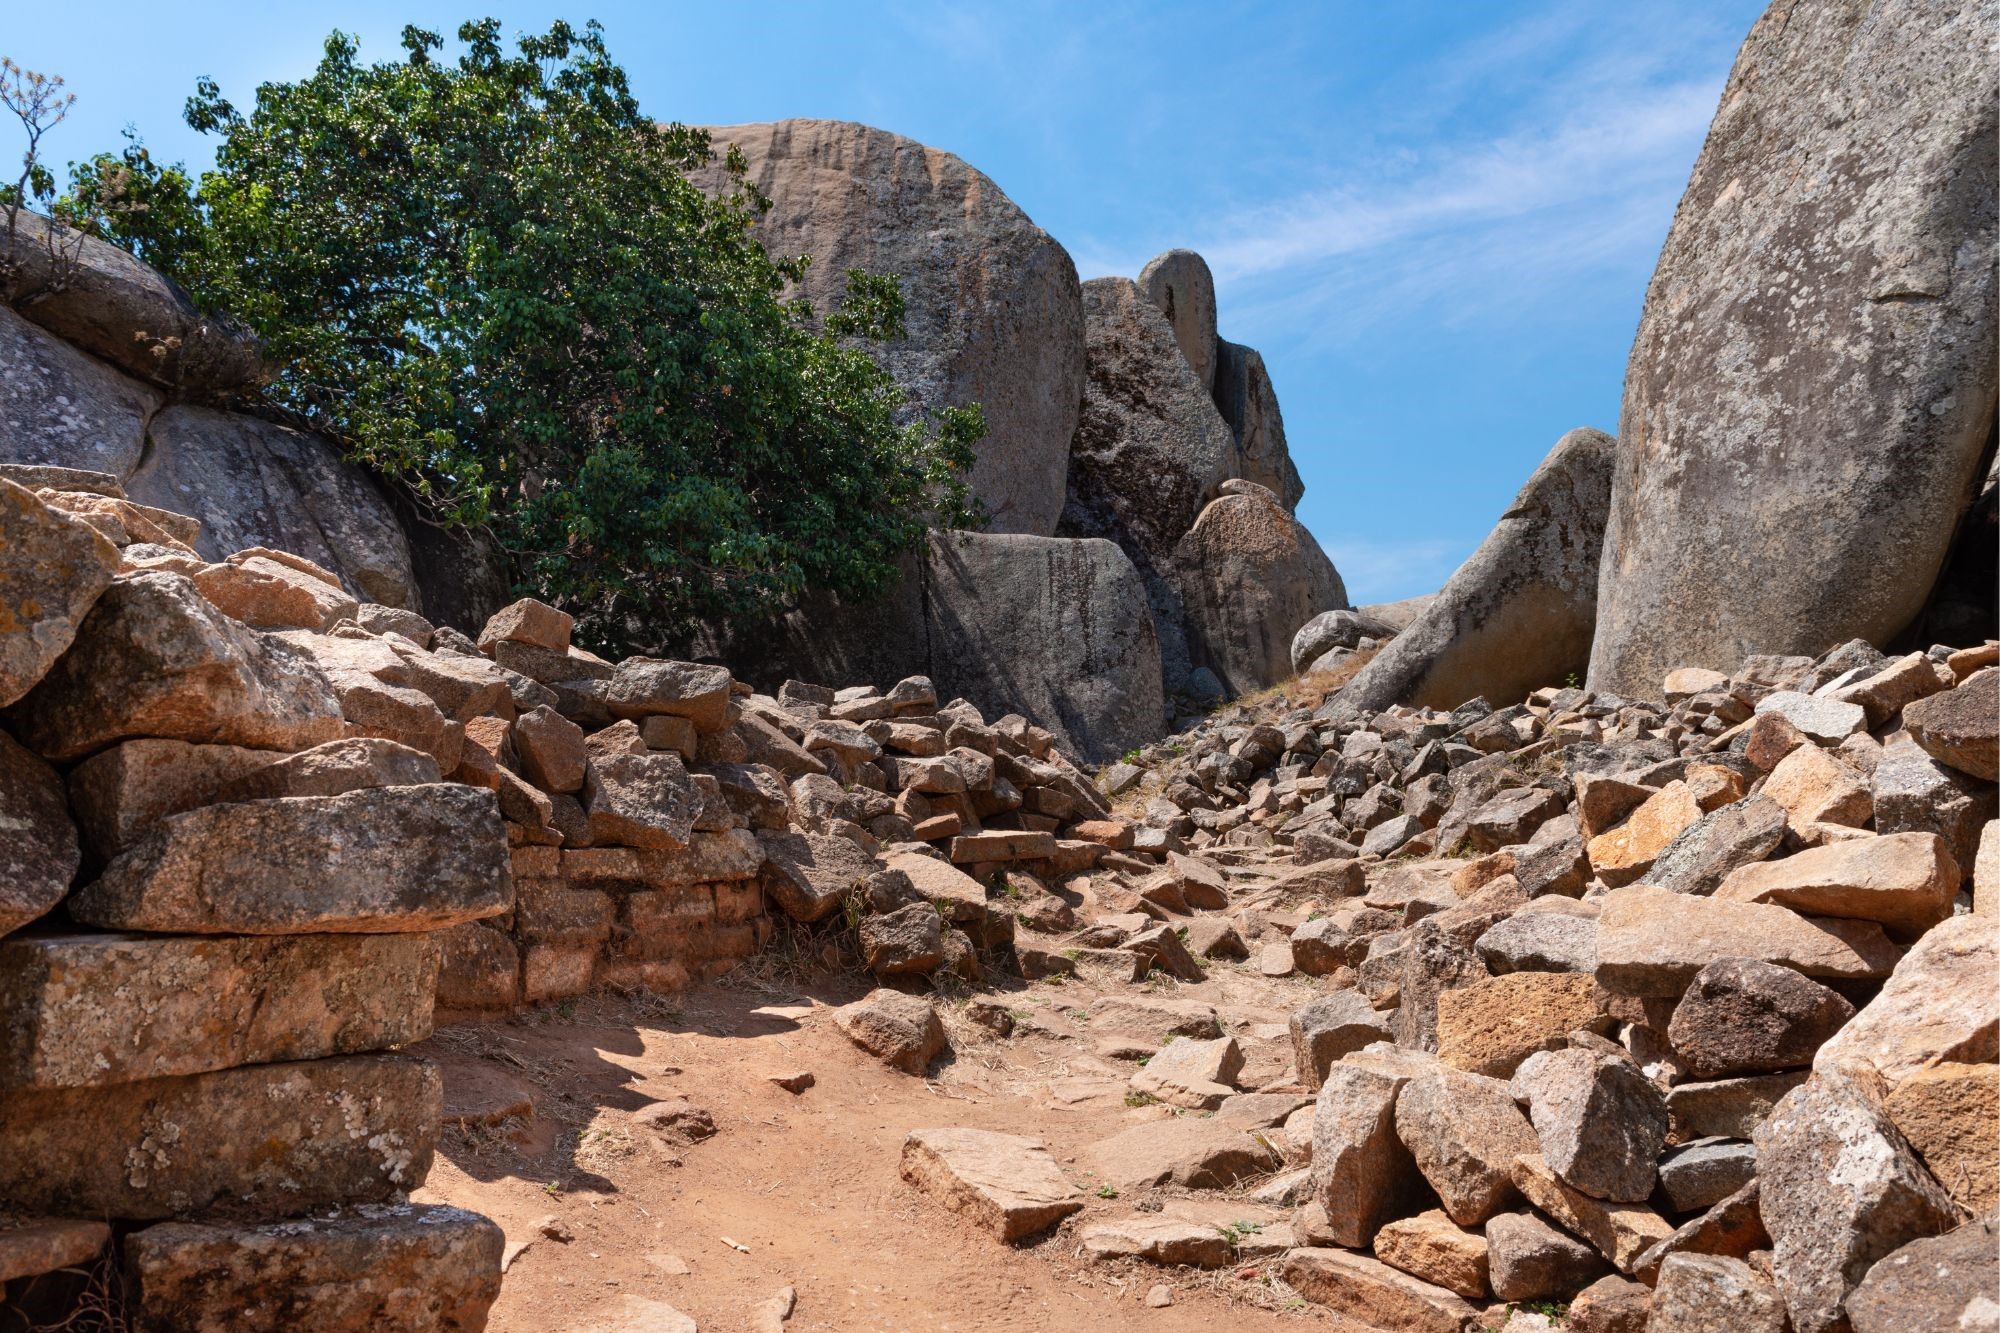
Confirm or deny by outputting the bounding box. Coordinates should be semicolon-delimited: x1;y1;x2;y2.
3;211;266;394
696;119;1084;537
1137;249;1218;393
0;306;159;478
0;479;120;707
1174;487;1344;695
1339;427;1614;713
1213;339;1306;509
1589;0;1997;694
128;406;417;610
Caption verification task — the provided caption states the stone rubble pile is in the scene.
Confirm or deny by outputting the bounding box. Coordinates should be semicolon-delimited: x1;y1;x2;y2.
0;460;1177;1327
1039;632;1997;1330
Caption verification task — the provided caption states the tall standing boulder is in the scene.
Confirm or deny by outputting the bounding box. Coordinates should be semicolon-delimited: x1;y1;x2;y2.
1137;249;1218;393
695;119;1085;537
1589;0;1997;694
1213;339;1306;510
1338;427;1614;714
1174;486;1345;695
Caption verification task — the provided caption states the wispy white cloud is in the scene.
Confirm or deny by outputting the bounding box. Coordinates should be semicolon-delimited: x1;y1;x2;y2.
1324;536;1469;606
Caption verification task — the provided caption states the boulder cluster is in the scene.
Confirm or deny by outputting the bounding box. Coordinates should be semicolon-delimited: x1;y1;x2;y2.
1089;631;1997;1331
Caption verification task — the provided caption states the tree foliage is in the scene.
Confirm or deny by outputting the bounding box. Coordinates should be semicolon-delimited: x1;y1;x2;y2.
65;20;983;652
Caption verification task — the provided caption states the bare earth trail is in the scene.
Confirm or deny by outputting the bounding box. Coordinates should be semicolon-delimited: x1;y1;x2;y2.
419;965;1353;1333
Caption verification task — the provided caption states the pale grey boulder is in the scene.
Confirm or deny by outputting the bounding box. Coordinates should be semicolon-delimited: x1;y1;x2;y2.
1589;0;1998;694
2;211;266;394
1213;338;1306;510
1173;488;1346;696
696;119;1084;537
128;406;418;610
1138;249;1218;393
0;306;160;479
1338;427;1615;714
1293;608;1399;676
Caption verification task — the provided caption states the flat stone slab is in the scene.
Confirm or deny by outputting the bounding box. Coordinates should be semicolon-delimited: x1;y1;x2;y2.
1282;1247;1480;1333
1084;1117;1284;1192
0;1215;110;1282
900;1128;1081;1241
0;1053;437;1220
124;1202;503;1333
0;931;437;1088
1595;885;1902;996
1510;1152;1674;1273
67;785;510;934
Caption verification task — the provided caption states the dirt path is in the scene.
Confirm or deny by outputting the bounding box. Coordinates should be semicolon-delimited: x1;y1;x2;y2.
417;962;1357;1333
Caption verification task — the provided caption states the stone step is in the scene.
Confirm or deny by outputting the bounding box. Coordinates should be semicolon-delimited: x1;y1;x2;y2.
0;931;437;1089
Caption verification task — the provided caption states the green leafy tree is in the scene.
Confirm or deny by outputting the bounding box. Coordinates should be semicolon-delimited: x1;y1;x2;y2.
65;20;982;652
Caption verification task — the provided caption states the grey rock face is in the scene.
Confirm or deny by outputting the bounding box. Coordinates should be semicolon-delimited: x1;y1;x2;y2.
698;119;1084;537
1645;794;1786;896
0;305;160;477
1339;427;1615;714
3;212;266;393
1137;249;1218;393
1175;489;1346;696
1655;1138;1758;1215
1485;1209;1610;1302
1754;1071;1963;1333
1290;991;1395;1089
1518;1048;1668;1202
1846;1215;2000;1333
129;406;417;610
1293;608;1399;676
1650;1254;1787;1333
1590;0;1998;693
1212;339;1306;509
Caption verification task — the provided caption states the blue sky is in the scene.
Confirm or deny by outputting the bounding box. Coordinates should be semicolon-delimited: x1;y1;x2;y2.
5;0;1766;603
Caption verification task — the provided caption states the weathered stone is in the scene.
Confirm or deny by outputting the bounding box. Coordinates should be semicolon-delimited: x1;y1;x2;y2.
432;923;521;1015
1871;744;1995;883
1567;1275;1654;1333
1393;912;1496;1053
1436;972;1606;1077
1131;1036;1242;1110
563;830;763;887
67;785;510;934
476;597;571;654
1902;668;1999;782
1666;1072;1810;1142
1657;1139;1758;1214
1881;1062;1999;1218
1516;1048;1668;1202
900;1128;1081;1241
1085;1116;1283;1192
582;751;697;850
1589;0;1995;695
191;554;357;632
859;902;945;976
1755;1070;1962;1333
0;1215;111;1284
1762;734;1876;840
949;829;1055;863
5;572;345;761
1080;1216;1232;1268
699;119;1083;536
1173;487;1344;696
1651;1253;1786;1333
1372;1209;1490;1299
833;989;945;1075
1667;957;1855;1079
1136;248;1218;393
1394;1069;1538;1225
1510;1153;1675;1273
1631;1178;1770;1283
1845;1215;2000;1333
215;736;441;804
0;730;75;940
1289;991;1394;1089
604;658;732;731
0;304;161;480
1340;427;1613;714
1646;794;1787;896
1486;1208;1610;1302
64;739;282;859
0;931;436;1088
1587;781;1701;886
123;1204;501;1333
1814;913;1998;1084
514;704;587;794
1595;885;1902;997
0;1054;435;1219
1753;692;1868;744
0;479;120;709
1292;608;1397;675
129;407;416;609
1474;902;1597;974
760;830;880;922
1310;1053;1433;1246
1281;1247;1479;1333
